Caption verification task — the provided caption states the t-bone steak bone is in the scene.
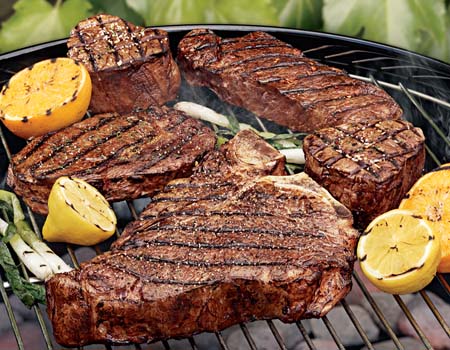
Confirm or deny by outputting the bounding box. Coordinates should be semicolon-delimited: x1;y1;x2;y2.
303;119;426;227
46;130;359;347
68;14;181;114
7;106;215;215
177;29;402;132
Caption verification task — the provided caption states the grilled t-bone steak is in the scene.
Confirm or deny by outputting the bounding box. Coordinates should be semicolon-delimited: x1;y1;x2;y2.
68;14;181;114
303;119;425;227
177;29;402;132
46;130;359;347
7;106;215;215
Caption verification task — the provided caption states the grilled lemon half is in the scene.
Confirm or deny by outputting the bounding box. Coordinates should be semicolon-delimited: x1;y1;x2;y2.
357;209;441;294
43;177;116;246
0;57;91;139
399;163;450;273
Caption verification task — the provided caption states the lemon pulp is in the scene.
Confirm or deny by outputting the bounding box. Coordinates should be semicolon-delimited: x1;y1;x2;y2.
399;164;450;272
357;209;441;294
0;57;91;139
43;177;116;246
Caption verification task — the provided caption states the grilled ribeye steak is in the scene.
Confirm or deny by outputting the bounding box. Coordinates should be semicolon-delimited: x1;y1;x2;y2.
68;14;180;114
7;106;215;215
46;131;359;347
303;119;425;227
177;29;402;132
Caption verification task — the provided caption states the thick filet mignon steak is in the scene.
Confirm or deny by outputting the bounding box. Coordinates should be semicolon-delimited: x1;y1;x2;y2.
177;29;402;132
303;119;426;227
7;106;215;215
46;130;358;347
68;14;181;114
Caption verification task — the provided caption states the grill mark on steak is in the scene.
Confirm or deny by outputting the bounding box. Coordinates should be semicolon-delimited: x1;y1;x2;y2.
120;238;300;251
25;114;117;171
74;25;98;72
102;260;215;285
151;194;229;203
249;61;308;73
34;119;142;178
329;100;390;117
96;15;121;66
74;111;190;176
141;224;326;239
302;92;374;109
120;17;144;58
132;124;204;174
126;254;305;267
221;43;292;55
258;70;346;84
164;181;234;190
139;209;276;221
213;53;302;73
280;82;357;95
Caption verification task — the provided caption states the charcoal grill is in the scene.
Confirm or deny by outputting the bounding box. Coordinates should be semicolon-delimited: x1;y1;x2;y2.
0;25;449;350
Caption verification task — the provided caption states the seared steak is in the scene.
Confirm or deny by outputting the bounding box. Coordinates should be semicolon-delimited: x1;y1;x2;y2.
46;130;359;347
7;106;215;215
68;14;180;114
177;29;402;132
303;119;425;227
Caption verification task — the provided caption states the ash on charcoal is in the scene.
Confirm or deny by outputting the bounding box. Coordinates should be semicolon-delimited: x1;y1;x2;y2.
397;292;450;350
361;292;414;333
225;320;311;350
295;339;340;350
361;336;426;350
310;305;380;346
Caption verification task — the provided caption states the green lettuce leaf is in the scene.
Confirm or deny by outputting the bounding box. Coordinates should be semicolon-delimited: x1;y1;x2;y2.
126;0;210;25
209;0;278;25
323;0;448;59
273;0;323;29
90;0;144;25
0;0;92;53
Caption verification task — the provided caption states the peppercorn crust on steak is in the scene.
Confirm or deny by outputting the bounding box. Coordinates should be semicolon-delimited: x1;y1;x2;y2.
46;130;359;347
67;14;181;114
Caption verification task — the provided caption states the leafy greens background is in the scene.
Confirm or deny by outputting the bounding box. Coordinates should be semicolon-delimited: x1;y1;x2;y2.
1;0;450;63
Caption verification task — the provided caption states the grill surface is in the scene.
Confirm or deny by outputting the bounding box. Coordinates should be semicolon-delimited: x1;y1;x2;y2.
0;25;449;350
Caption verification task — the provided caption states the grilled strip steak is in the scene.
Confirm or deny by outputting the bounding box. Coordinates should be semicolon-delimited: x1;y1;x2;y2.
177;29;402;132
7;106;215;215
303;119;425;227
46;130;359;347
68;14;181;114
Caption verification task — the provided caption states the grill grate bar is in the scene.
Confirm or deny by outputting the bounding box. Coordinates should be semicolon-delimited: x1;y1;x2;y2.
419;290;450;337
321;316;345;350
266;320;287;350
350;73;450;109
239;323;257;350
398;83;450;147
0;127;54;349
425;144;442;166
295;321;316;350
188;336;199;350
162;340;171;349
340;299;375;349
393;295;433;349
0;274;24;349
215;331;230;350
437;273;450;296
353;272;405;350
123;200;173;350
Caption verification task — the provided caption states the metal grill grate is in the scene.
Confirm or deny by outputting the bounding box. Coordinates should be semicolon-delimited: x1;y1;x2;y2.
0;25;449;350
